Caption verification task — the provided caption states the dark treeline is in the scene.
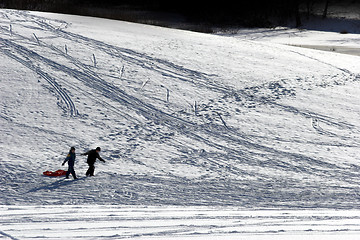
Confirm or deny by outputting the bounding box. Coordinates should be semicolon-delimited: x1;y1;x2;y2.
0;0;358;28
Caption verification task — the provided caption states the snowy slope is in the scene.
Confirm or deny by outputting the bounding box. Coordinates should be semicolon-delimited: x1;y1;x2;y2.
1;9;360;209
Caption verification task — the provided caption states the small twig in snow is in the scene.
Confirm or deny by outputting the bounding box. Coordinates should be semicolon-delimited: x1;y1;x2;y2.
193;101;198;115
92;54;97;67
166;88;170;102
216;112;229;129
141;79;149;90
119;65;125;79
33;33;40;45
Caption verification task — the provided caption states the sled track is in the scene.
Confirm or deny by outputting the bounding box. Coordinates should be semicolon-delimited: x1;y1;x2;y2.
0;37;78;117
1;24;136;122
21;12;228;93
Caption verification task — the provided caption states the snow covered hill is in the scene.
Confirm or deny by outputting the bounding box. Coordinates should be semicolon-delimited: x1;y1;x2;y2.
1;9;360;209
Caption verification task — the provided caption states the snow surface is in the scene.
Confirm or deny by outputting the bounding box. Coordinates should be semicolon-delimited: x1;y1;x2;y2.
1;9;360;239
1;205;360;240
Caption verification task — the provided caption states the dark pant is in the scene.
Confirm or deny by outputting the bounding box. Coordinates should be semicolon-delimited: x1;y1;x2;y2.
66;165;77;179
86;164;95;176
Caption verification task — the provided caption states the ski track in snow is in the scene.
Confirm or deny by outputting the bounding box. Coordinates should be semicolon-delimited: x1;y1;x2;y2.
1;9;360;210
0;37;78;117
1;206;360;239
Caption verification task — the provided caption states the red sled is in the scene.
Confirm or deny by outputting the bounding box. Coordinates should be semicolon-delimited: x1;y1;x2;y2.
43;169;67;177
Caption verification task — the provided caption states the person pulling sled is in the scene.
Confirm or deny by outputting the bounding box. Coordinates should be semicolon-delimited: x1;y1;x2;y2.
82;147;105;177
62;147;77;179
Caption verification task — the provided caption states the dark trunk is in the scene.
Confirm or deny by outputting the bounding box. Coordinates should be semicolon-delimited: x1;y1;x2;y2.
322;0;329;19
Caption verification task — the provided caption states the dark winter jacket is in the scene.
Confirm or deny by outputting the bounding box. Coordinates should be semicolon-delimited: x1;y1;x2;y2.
83;149;105;165
63;151;76;166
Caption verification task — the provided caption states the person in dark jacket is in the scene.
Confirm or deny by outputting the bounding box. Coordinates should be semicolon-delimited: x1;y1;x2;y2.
62;147;77;179
82;147;105;177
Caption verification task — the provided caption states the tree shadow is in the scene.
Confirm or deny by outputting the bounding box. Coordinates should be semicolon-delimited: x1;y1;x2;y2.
300;16;360;34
